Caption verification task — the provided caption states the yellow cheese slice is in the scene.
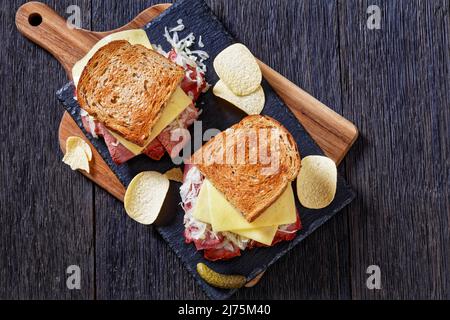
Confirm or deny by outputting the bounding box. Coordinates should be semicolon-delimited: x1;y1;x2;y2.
109;87;192;155
72;29;152;87
193;180;211;223
192;181;277;245
231;226;277;246
204;180;296;232
71;29;192;155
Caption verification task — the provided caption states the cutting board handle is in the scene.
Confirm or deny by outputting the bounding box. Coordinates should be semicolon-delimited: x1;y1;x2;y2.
15;1;99;75
15;2;171;77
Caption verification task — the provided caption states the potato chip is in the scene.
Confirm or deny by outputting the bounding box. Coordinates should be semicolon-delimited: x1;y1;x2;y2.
124;171;170;225
213;80;265;115
164;167;184;183
213;43;262;96
62;136;91;173
296;156;337;209
66;136;92;160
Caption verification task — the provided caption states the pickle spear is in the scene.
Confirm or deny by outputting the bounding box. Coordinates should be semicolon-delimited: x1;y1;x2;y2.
197;263;246;289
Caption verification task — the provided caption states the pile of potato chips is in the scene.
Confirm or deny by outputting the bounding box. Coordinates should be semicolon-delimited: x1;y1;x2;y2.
213;44;265;115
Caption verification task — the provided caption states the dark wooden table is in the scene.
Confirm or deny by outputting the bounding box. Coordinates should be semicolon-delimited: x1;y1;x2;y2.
1;0;448;300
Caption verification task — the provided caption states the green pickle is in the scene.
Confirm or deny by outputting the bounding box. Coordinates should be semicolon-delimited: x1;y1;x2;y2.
196;263;246;289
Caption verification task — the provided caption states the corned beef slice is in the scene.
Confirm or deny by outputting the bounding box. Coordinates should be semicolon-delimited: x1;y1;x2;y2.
157;105;200;158
82;108;198;164
143;138;166;160
82;115;136;164
204;245;241;261
81;115;102;137
101;126;136;165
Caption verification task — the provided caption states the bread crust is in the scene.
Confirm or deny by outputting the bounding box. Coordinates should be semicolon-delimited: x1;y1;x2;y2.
191;115;301;222
77;40;184;146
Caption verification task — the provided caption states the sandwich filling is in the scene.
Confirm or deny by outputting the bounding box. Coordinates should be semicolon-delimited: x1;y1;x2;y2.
181;164;302;261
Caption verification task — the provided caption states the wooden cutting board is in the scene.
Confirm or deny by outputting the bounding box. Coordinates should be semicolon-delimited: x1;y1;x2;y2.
16;1;358;202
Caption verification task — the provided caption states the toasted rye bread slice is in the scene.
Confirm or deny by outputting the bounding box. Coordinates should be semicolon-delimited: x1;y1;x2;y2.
191;115;301;222
77;40;185;146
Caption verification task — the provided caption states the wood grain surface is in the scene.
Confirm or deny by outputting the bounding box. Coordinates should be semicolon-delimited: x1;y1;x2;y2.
1;0;449;300
1;0;95;300
338;0;450;299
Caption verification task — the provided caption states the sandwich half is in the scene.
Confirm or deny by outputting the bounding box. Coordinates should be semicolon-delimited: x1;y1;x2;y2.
75;33;208;164
181;115;302;261
78;40;184;147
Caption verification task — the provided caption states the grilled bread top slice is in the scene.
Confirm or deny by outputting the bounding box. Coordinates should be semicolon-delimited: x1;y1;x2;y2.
77;40;185;146
191;115;301;222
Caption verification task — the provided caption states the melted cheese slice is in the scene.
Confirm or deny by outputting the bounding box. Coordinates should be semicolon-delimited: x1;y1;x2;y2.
72;29;192;155
193;180;277;245
232;226;277;246
200;180;296;232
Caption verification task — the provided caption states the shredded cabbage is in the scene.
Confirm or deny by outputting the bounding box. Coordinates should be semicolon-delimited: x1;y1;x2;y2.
198;35;205;48
162;22;209;76
180;167;249;251
87;116;98;139
180;167;208;240
222;232;249;250
79;109;98;139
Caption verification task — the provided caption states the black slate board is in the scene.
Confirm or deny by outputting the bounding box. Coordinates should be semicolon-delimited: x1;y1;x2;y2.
56;0;355;300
